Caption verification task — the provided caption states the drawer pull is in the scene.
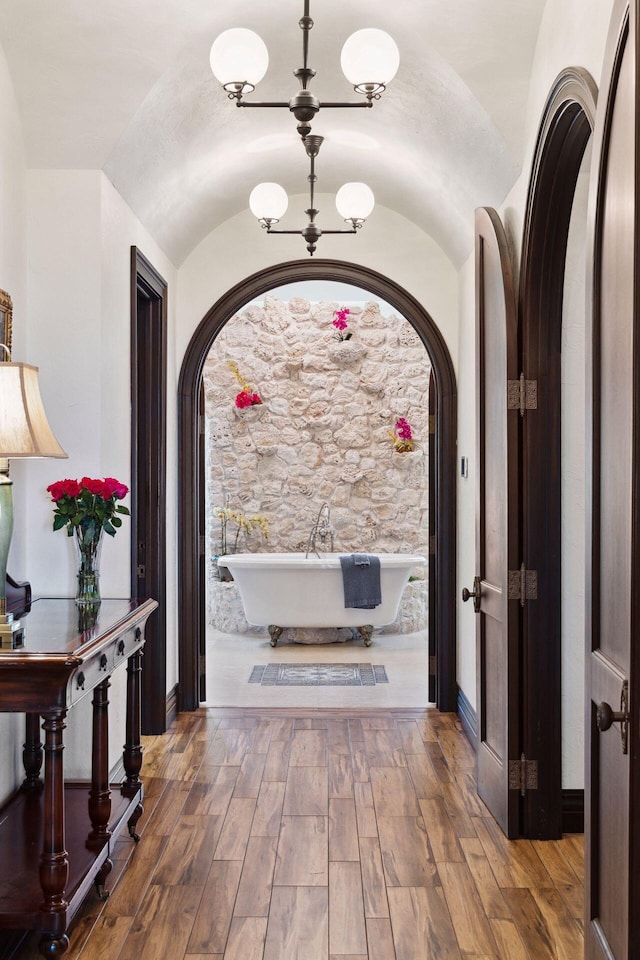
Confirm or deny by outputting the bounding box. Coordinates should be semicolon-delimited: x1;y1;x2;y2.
76;671;85;690
99;654;108;671
135;628;142;640
117;639;125;656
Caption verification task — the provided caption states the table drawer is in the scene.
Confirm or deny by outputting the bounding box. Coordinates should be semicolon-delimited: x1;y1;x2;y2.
68;625;145;706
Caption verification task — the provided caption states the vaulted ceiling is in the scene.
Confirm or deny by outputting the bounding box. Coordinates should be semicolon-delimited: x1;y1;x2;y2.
0;0;546;265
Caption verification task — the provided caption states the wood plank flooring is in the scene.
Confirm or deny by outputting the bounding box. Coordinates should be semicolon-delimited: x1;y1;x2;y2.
12;708;584;960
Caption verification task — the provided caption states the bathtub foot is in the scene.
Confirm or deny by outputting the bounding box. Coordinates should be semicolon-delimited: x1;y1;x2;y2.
358;624;374;647
268;625;283;647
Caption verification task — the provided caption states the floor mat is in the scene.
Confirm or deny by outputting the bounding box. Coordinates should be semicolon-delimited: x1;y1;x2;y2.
248;663;389;686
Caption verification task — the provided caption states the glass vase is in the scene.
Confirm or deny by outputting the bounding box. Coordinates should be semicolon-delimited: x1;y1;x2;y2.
74;526;103;606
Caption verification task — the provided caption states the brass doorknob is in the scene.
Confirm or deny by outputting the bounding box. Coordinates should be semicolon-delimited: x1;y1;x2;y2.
596;680;630;755
462;576;481;613
596;701;627;732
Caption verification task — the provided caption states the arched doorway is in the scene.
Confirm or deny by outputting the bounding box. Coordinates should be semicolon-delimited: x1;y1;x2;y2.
178;259;457;713
519;68;597;836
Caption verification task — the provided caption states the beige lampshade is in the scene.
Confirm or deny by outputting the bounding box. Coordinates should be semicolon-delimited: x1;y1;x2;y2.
0;362;67;458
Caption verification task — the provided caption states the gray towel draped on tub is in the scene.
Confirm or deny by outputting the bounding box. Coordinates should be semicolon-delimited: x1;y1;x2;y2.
339;554;382;609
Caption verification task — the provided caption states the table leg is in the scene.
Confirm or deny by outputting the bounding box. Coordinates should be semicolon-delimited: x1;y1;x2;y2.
38;712;69;959
23;712;43;792
88;677;112;843
38;934;69;959
123;647;144;841
88;678;112;897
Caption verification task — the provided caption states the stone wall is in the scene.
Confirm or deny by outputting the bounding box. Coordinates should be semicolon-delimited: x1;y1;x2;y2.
204;295;431;634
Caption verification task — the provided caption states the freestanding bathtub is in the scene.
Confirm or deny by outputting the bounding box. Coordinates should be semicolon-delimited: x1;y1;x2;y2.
215;552;426;645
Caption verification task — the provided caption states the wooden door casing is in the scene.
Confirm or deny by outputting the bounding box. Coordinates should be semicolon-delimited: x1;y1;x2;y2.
585;1;638;955
130;247;168;735
474;207;520;838
518;67;597;840
428;373;436;703
178;260;458;713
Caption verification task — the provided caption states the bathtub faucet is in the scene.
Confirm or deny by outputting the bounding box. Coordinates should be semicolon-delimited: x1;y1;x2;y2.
306;502;335;558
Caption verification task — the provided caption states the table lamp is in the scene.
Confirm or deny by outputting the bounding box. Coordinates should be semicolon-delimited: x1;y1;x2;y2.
0;353;67;647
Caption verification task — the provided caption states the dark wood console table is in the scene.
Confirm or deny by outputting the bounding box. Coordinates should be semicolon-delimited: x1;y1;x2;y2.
0;597;157;959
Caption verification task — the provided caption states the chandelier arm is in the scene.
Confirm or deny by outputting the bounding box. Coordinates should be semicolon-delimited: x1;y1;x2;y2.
236;100;372;109
319;101;374;109
236;101;291;108
263;228;357;235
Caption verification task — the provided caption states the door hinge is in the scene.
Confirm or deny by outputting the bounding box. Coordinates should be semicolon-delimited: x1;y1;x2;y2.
509;753;538;796
200;535;206;555
429;535;436;556
508;563;538;606
428;415;436;435
429;655;436;676
136;564;146;578
507;373;537;416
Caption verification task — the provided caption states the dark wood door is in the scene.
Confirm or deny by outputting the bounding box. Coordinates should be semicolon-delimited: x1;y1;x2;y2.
585;2;639;955
471;207;520;838
130;248;168;735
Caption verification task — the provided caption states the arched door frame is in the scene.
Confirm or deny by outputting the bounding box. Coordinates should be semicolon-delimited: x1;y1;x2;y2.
178;259;458;713
519;68;597;836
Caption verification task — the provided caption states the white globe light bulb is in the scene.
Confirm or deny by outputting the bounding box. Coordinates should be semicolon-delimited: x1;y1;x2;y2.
249;183;289;221
335;182;375;221
341;29;399;88
210;29;269;89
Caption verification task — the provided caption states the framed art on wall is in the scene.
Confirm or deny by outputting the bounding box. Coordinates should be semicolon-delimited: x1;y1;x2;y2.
0;289;12;357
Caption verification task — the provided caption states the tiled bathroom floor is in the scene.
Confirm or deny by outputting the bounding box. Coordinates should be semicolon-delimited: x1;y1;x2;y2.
203;627;432;708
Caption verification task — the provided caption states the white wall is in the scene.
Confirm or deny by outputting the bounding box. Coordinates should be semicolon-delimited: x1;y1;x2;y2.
454;0;614;777
21;169;178;779
25;169;103;599
504;0;612;790
176;202;459;374
0;40;27;802
456;254;477;707
561;154;590;789
99;176;180;699
24;172;177;604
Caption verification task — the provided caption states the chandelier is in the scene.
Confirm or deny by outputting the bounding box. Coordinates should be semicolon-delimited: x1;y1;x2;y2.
209;2;399;255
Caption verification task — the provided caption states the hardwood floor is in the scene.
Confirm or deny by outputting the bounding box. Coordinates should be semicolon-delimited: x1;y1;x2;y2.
13;708;584;960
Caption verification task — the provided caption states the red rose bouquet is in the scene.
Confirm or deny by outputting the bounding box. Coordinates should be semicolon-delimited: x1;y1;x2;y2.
47;476;130;539
46;476;130;604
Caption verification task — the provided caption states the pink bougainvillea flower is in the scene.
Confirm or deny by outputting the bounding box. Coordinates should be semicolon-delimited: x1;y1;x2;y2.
332;307;350;332
332;307;353;341
395;417;413;441
235;390;253;408
235;390;262;408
